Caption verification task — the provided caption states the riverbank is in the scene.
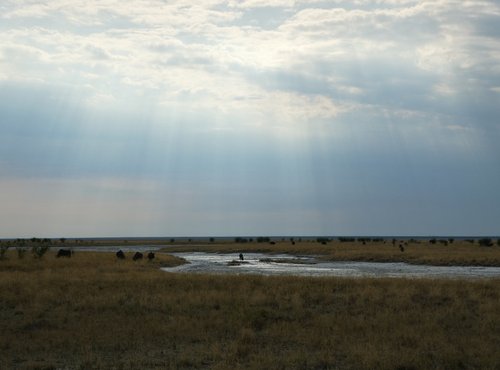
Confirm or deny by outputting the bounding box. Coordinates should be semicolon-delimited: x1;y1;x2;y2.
1;251;499;369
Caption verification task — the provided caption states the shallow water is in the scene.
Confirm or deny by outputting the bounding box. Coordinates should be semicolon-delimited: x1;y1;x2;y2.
162;252;500;279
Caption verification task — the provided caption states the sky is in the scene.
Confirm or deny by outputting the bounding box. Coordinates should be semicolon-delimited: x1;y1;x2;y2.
1;0;499;238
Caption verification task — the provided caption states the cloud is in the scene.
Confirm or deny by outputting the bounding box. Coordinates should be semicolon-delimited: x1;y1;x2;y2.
1;0;499;236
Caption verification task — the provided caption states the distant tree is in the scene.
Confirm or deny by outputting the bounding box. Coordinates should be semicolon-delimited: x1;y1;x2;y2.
338;237;354;243
170;238;175;243
16;247;27;259
32;245;50;258
0;244;9;260
478;238;493;247
209;237;214;243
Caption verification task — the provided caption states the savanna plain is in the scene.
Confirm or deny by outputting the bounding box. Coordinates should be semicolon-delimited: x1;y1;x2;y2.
1;239;499;369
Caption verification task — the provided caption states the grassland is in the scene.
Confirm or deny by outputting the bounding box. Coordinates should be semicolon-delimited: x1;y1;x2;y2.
1;250;499;369
161;239;500;266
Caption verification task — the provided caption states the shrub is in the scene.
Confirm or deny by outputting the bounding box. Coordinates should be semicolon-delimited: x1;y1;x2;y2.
16;247;27;259
478;238;493;247
338;237;355;242
32;245;50;258
0;244;9;260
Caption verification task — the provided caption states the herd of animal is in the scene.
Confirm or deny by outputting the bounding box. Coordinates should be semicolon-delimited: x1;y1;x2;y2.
55;248;155;260
116;250;155;260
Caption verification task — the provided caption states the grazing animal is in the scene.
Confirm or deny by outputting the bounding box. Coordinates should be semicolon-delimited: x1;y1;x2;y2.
116;250;125;259
399;244;405;252
56;249;72;258
147;252;155;260
239;253;244;261
133;252;143;261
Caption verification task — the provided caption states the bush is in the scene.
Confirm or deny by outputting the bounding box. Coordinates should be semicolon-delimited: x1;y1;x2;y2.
0;244;9;260
478;238;493;247
32;245;50;258
16;247;27;259
338;237;354;242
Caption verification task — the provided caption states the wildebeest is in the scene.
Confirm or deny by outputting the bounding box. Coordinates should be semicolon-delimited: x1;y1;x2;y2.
133;252;143;261
239;253;244;261
399;244;405;252
147;252;155;260
116;250;125;259
56;249;72;258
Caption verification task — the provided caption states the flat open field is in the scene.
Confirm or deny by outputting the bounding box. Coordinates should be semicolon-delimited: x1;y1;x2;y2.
1;250;499;369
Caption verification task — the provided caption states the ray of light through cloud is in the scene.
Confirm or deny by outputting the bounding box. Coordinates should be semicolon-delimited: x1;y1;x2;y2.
0;0;499;237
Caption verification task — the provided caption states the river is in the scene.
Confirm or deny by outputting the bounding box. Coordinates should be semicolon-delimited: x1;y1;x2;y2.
162;252;500;279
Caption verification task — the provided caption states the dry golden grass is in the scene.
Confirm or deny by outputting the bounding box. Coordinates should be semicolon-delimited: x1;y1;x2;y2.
162;240;500;266
1;250;499;369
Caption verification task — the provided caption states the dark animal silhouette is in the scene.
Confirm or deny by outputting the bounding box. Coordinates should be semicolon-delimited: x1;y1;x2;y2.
399;244;405;252
239;253;244;261
147;252;155;260
56;249;72;258
116;250;125;259
133;252;143;261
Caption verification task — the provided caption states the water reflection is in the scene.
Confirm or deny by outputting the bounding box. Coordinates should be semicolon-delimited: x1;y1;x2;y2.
162;252;500;279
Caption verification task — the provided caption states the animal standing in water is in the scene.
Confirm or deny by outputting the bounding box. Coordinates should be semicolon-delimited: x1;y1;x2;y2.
239;253;244;261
